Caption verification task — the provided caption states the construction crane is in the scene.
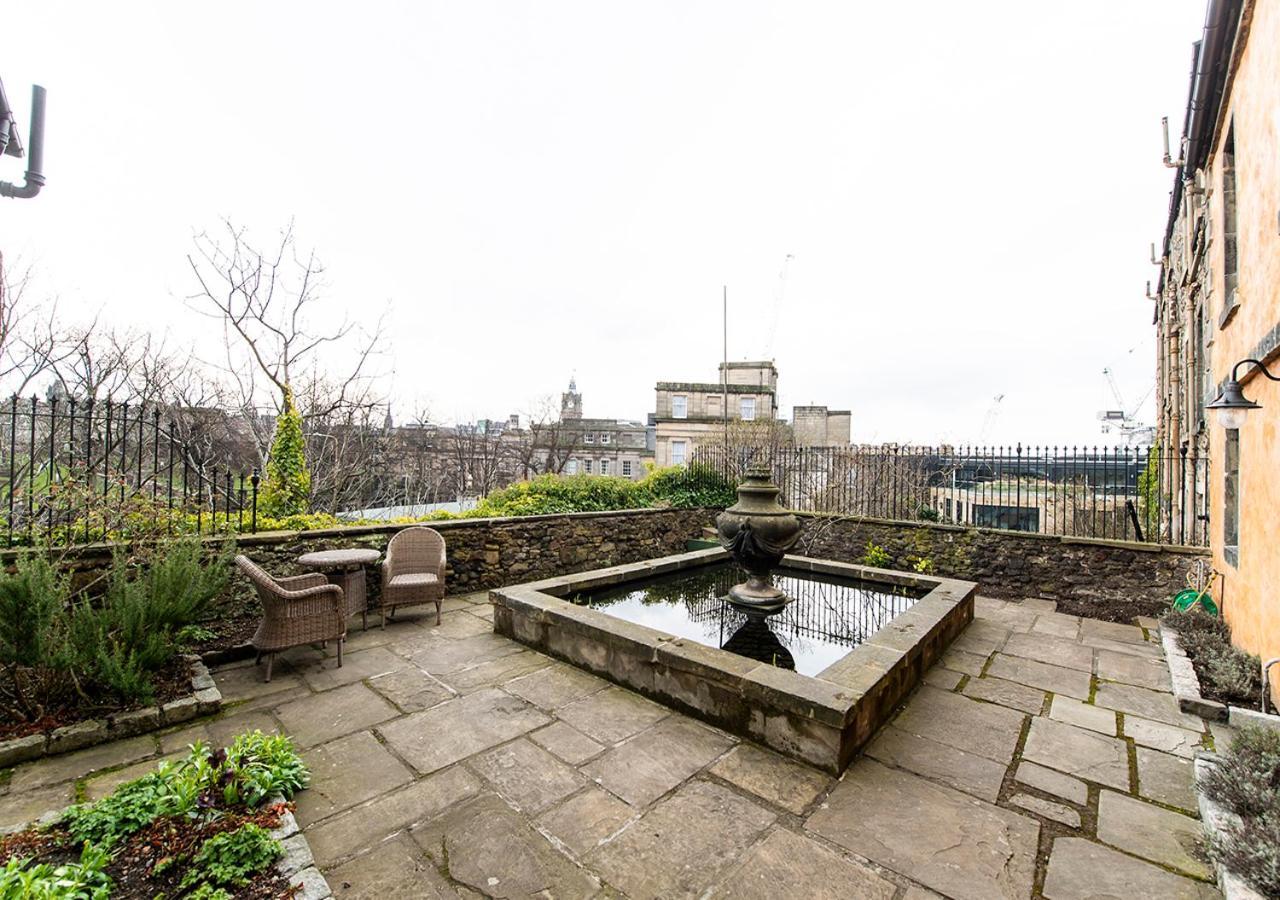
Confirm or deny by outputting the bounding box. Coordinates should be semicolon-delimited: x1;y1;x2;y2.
1097;368;1155;444
978;394;1004;444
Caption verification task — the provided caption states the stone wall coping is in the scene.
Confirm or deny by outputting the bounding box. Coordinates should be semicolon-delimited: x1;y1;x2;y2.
794;511;1209;556
0;656;221;769
0;506;716;564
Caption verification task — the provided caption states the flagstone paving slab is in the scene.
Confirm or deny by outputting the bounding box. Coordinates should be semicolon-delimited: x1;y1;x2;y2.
1032;612;1081;639
586;780;776;900
527;720;605;765
0;783;74;830
304;765;482;867
421;609;494;640
1124;714;1205;758
1137;746;1197;810
1022;717;1131;791
438;648;553;693
367;665;455;713
83;752;183;801
210;661;305;703
707;743;833;815
1049;695;1117;735
556;686;669;745
412;792;601;898
921;665;965;690
468;737;584;815
582;716;734;807
1043;838;1220;900
321;834;461;899
987;654;1093;699
1014;761;1089;805
866;725;1007;802
377;687;550;775
274;682;398;748
534;786;635;857
293;730;414;825
890;685;1024;763
807;759;1039;900
1009;793;1081;828
1096;648;1173;691
7;734;156;791
708;827;898;900
962;674;1048;714
502;662;610;710
938;647;988;675
1096;790;1211;879
294;645;406;692
1002;632;1095;672
1080;619;1146;645
1095;681;1204;729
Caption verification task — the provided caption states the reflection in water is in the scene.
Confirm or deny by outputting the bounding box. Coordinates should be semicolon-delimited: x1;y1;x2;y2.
570;562;923;678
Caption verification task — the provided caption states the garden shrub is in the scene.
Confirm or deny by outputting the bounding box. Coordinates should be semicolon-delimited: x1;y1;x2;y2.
258;389;311;518
1162;608;1263;706
179;823;281;891
0;841;111;899
0;539;236;720
1202;725;1280;896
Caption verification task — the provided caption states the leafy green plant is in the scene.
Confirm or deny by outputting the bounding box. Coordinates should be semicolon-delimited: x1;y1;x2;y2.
1202;725;1280;896
63;766;189;847
910;556;935;575
258;388;312;518
178;823;280;891
0;842;111;899
862;542;891;568
0;554;73;720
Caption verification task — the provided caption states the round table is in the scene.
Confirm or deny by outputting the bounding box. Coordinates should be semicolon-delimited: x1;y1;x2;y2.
296;548;382;630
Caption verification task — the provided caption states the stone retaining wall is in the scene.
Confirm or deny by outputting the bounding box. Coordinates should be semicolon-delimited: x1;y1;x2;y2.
7;508;714;613
795;514;1208;622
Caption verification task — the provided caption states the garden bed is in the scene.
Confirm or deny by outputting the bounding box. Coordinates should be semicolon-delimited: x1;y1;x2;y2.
1160;609;1274;726
0;654;221;769
0;731;330;899
1194;726;1280;899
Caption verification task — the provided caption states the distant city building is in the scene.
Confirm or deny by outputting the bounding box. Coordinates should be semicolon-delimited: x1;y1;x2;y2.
558;378;652;480
653;361;851;465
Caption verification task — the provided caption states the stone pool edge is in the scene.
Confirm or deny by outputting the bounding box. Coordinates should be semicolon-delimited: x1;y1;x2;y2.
490;547;976;773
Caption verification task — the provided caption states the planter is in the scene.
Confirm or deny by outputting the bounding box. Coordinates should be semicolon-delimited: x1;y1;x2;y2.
1161;625;1280;730
1194;755;1269;900
0;655;223;768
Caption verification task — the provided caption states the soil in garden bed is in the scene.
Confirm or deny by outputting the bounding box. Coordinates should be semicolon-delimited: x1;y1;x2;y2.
0;803;299;899
0;655;196;743
191;615;259;658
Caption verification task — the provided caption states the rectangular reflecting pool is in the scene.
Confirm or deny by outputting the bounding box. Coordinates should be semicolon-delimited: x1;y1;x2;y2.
568;562;925;677
491;547;976;772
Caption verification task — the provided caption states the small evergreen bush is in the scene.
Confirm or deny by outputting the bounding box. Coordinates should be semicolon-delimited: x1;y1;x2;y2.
258;389;311;518
1161;608;1262;706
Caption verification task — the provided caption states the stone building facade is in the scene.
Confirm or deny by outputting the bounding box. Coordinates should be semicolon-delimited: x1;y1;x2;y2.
792;405;852;447
1154;0;1280;694
558;379;653;480
653;362;781;467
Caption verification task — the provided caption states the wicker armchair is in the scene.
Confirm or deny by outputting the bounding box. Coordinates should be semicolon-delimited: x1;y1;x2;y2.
378;527;447;627
236;555;347;682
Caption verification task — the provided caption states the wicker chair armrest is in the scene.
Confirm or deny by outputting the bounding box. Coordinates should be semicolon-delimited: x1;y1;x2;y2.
277;572;329;591
278;584;345;619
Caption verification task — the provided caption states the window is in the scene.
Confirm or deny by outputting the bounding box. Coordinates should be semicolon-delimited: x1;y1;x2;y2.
944;498;953;519
622;460;633;477
671;440;687;466
584;432;595;443
1220;123;1239;327
740;397;756;420
600;432;611;444
672;396;688;419
600;459;611;476
584;459;593;474
956;501;964;522
1224;428;1239;566
566;459;578;475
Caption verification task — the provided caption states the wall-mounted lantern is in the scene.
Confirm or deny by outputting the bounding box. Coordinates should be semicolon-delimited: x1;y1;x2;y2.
1207;358;1280;429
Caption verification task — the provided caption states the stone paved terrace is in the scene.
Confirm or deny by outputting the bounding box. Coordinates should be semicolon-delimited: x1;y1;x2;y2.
0;593;1229;898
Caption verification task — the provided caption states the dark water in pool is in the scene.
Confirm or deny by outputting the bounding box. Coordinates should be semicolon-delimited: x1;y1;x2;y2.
569;562;924;678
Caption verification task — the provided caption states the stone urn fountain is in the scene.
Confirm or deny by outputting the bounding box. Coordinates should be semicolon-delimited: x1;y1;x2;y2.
716;464;802;613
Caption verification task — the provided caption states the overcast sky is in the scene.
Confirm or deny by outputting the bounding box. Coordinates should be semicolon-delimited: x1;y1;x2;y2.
1;1;1208;445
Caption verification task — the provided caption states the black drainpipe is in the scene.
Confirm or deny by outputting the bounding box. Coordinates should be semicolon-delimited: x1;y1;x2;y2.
0;84;46;200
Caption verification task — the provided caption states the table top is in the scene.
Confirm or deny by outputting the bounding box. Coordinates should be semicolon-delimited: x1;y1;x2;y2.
296;548;382;568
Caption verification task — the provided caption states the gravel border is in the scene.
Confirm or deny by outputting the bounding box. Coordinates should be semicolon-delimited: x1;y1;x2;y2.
0;655;222;768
